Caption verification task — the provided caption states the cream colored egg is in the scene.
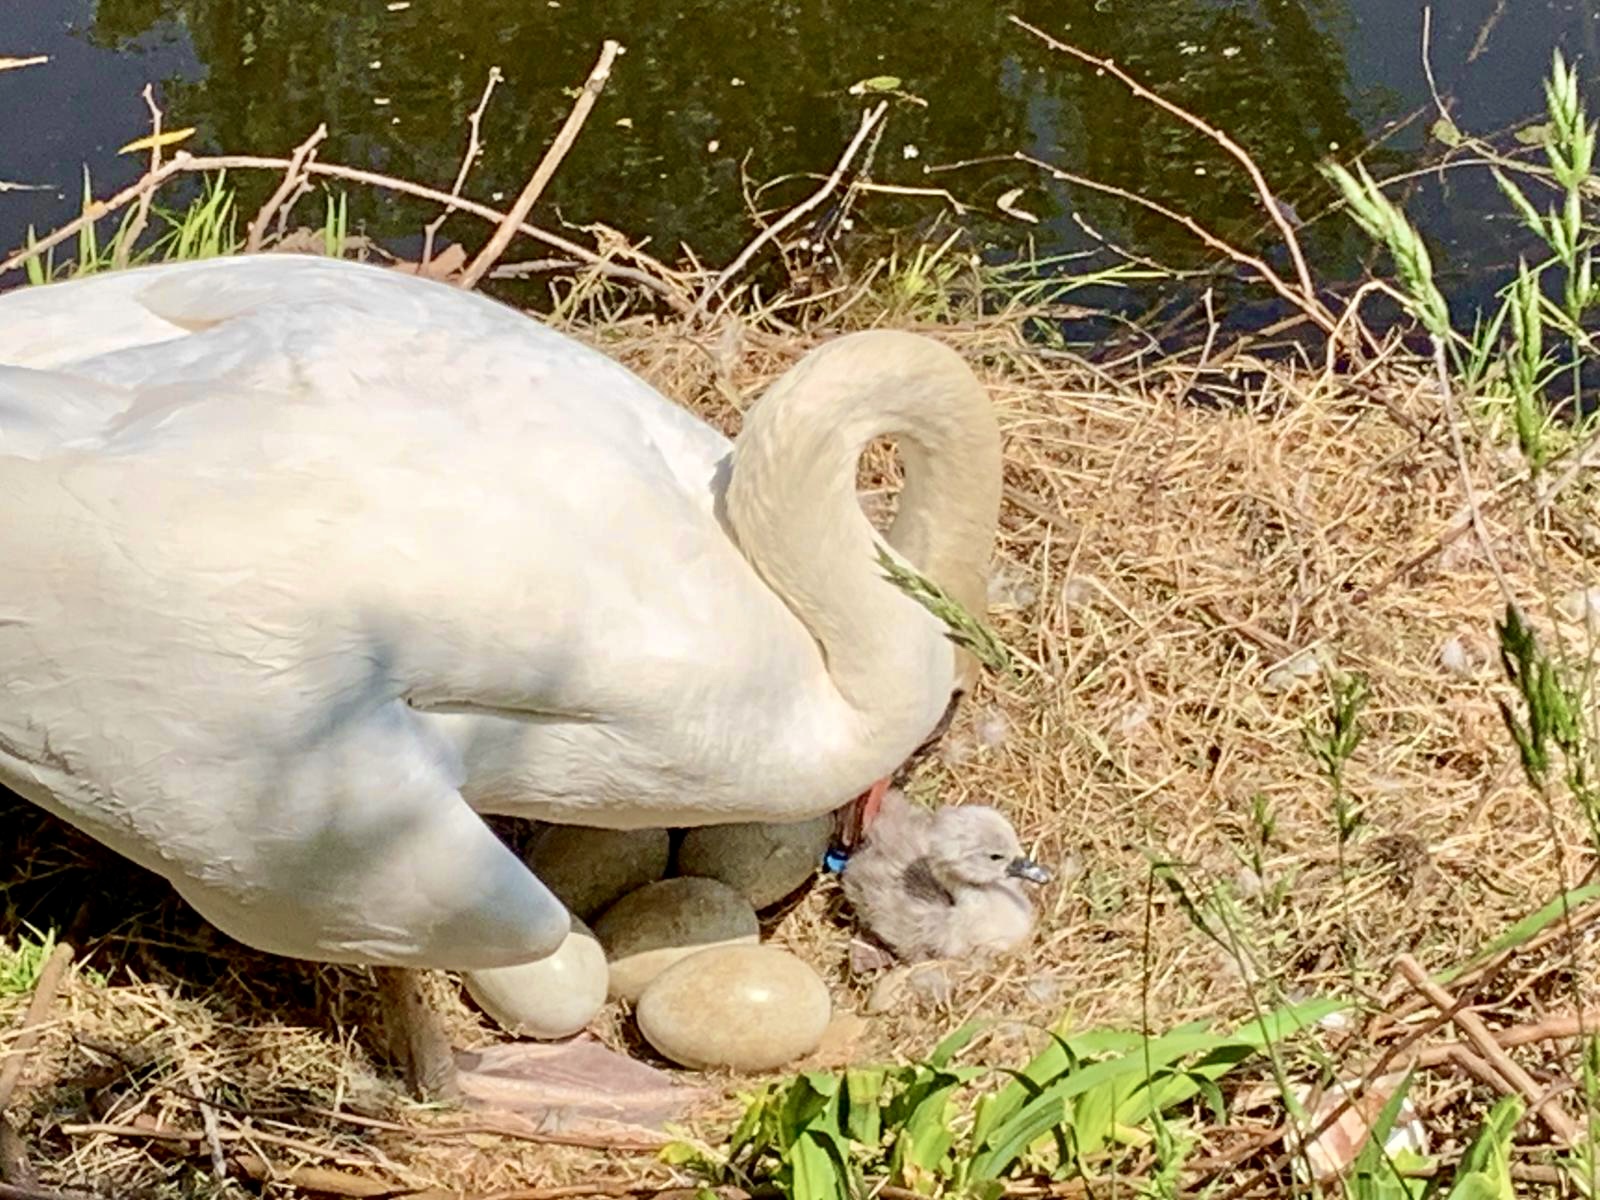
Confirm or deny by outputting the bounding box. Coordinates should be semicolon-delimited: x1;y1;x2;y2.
636;944;831;1071
461;918;608;1039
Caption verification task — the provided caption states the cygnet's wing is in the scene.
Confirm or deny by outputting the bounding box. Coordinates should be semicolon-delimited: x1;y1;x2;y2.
841;791;948;961
946;881;1036;960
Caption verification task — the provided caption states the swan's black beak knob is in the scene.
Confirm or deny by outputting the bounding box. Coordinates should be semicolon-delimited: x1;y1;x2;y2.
1007;857;1051;884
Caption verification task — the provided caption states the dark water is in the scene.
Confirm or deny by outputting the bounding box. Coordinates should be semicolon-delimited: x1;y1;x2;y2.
1;0;1596;327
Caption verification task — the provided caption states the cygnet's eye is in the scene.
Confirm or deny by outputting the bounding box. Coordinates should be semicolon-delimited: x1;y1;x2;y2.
989;852;1006;861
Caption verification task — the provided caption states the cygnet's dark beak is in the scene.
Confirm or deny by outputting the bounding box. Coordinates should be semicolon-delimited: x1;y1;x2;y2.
1007;856;1052;884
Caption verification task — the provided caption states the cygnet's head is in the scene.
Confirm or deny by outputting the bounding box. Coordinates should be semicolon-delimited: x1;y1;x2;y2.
927;806;1051;889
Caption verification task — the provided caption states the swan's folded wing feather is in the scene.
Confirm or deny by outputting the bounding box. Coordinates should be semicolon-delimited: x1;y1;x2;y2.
0;453;569;967
0;366;135;457
0;266;191;369
0;255;730;494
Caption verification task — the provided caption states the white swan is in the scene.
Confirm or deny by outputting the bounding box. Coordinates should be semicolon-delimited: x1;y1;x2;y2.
0;254;1002;1097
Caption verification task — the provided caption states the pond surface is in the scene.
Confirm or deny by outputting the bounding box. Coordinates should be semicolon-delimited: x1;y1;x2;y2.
1;0;1596;329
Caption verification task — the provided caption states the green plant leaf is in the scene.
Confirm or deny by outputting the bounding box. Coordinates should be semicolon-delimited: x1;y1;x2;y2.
845;1068;885;1147
1515;121;1555;146
927;1020;990;1068
791;1129;847;1200
850;74;903;93
876;546;1017;678
1441;883;1600;982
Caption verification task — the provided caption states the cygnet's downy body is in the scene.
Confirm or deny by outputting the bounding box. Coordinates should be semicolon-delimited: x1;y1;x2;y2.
840;791;1050;962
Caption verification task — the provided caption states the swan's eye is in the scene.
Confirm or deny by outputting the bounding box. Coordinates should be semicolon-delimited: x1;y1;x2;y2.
990;852;1006;861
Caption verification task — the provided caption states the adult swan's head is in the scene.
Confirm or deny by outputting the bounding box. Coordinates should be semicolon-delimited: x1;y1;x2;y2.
724;330;1003;758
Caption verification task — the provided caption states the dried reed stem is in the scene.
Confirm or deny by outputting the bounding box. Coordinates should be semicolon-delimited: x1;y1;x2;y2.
0;1184;98;1200
459;41;621;290
0;150;687;308
1431;341;1517;604
691;102;887;319
245;124;329;253
1013;152;1334;336
1396;954;1582;1145
423;67;503;267
0;943;74;1113
112;85;168;269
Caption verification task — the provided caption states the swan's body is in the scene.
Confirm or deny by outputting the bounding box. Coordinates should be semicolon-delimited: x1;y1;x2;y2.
840;790;1047;962
0;255;1001;979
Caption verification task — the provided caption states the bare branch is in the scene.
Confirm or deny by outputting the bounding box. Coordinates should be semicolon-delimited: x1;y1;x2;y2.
459;41;621;290
423;67;503;267
691;102;888;319
1011;16;1331;330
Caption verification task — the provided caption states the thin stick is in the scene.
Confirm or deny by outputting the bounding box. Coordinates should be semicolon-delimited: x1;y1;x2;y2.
0;1184;98;1200
230;1153;399;1198
0;151;688;309
0;1118;31;1187
1496;1011;1600;1046
1011;16;1327;326
245;124;329;252
468;1185;658;1200
1532;427;1600;518
1396;954;1582;1145
1015;152;1335;334
691;102;887;318
0;944;74;1114
66;1112;665;1154
181;1061;226;1183
459;41;621;290
112;86;166;269
423;67;503;267
59;1122;390;1170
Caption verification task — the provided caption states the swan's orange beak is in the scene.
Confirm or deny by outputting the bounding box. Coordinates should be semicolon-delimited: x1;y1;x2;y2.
837;776;892;849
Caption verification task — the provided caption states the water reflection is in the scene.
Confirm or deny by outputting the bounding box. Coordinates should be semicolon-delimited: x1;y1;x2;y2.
0;0;1593;315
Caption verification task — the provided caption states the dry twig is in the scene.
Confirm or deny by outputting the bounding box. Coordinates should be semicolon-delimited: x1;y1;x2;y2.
1396;955;1582;1146
0;150;686;307
459;41;621;290
245;124;330;252
230;1152;401;1197
112;85;168;269
691;102;887;318
0;1184;97;1200
0;944;74;1114
1010;16;1329;330
1013;151;1333;336
422;67;504;268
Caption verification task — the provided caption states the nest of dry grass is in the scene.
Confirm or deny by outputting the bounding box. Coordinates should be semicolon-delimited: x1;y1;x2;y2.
2;273;1598;1198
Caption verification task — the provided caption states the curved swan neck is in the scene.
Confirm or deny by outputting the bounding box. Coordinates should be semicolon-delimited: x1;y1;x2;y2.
724;330;1002;718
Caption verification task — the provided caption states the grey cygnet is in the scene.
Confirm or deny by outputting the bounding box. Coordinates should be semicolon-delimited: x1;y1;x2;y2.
840;790;1051;962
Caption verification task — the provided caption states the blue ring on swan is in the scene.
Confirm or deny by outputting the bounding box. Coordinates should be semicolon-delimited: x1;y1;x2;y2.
822;846;850;874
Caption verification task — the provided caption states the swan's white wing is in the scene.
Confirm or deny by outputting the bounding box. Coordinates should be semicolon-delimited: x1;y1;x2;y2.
0;263;193;368
0;256;730;499
0;454;570;968
0;365;134;458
